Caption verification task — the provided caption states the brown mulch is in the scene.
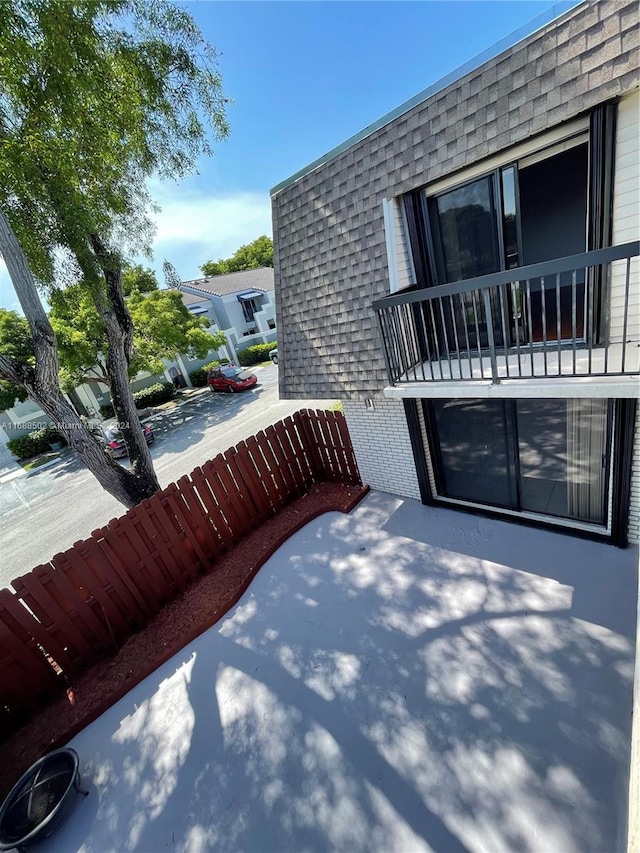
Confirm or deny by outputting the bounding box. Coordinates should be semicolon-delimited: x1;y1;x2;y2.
0;481;369;800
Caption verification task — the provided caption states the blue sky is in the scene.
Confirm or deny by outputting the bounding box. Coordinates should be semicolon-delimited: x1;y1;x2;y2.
0;0;577;311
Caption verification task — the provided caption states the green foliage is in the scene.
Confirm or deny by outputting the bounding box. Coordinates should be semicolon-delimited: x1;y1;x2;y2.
122;265;158;297
163;260;182;290
100;403;115;419
0;309;33;409
189;357;231;385
0;382;28;411
49;285;109;390
237;342;277;367
128;289;226;375
203;358;230;371
132;381;174;408
49;285;226;387
0;0;230;288
188;367;208;387
7;426;65;459
201;236;273;277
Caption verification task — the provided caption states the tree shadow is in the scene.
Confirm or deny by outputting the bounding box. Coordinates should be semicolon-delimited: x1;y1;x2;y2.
38;492;635;852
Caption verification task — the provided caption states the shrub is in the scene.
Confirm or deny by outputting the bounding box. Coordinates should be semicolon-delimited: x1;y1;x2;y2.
99;403;114;419
132;381;175;408
238;342;277;367
7;426;66;459
202;358;230;372
189;367;208;387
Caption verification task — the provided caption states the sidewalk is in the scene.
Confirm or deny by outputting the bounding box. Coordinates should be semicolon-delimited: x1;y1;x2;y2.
0;441;26;485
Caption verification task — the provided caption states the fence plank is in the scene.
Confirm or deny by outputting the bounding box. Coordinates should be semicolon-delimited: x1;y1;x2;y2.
234;441;271;520
130;501;184;598
190;465;234;550
203;457;249;540
262;425;295;499
0;590;61;698
222;447;263;526
144;496;191;592
255;429;289;508
293;410;324;480
275;418;307;493
332;412;360;483
111;514;170;609
245;435;280;513
265;423;300;497
163;485;209;576
88;530;153;622
63;547;129;643
1;581;78;676
14;565;102;656
175;475;222;561
323;411;351;480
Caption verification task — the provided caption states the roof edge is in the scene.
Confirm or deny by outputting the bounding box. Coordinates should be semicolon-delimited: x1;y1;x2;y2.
270;1;583;197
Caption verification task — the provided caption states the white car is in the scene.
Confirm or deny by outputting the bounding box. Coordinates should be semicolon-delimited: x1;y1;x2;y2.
269;347;278;364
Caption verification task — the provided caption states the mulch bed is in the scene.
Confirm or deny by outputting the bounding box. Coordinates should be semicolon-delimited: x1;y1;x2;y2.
0;481;368;800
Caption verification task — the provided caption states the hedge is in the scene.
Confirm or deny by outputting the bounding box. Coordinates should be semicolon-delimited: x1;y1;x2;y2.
189;367;208;387
7;426;66;460
238;342;277;367
132;382;175;408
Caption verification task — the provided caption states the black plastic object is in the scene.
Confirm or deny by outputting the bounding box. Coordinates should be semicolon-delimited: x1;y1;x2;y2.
0;748;88;851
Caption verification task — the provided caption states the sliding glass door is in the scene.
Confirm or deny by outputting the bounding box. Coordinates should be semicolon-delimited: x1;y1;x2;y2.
426;398;611;526
430;400;516;508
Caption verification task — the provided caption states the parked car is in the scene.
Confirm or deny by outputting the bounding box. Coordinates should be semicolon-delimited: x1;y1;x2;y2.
207;364;258;393
92;419;154;458
269;347;278;364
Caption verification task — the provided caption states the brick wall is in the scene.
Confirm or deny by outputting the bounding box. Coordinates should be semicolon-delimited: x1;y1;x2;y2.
343;400;420;500
273;0;639;400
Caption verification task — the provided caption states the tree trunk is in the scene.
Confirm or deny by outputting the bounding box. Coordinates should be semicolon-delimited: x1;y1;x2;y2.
89;234;160;490
0;210;159;508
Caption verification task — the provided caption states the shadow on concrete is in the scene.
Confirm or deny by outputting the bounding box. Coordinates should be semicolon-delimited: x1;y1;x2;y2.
38;492;636;852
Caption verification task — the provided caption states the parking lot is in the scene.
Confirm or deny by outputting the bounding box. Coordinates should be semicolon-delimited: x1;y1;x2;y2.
0;364;333;587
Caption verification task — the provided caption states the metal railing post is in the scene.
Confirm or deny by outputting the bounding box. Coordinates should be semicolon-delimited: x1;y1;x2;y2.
482;289;499;383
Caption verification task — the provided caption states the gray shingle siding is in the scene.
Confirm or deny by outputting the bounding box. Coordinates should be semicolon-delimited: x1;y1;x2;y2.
272;0;639;400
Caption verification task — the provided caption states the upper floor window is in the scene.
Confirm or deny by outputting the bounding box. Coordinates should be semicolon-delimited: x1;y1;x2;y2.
401;105;617;351
241;298;258;323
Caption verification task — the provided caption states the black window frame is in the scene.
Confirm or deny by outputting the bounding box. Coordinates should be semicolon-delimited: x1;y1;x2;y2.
421;397;615;533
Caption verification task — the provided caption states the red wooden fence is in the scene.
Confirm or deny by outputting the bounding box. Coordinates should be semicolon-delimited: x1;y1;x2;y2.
0;409;361;739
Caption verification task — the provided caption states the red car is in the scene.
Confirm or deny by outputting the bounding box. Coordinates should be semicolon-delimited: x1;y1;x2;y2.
207;365;258;393
93;419;154;458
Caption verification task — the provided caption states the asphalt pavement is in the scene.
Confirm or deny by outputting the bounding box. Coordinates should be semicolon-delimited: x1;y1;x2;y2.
0;365;333;588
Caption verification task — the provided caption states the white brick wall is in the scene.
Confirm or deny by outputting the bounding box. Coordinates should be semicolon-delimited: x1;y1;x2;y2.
343;399;420;500
629;403;640;544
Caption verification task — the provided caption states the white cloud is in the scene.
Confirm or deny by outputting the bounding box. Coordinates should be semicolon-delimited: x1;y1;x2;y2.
145;188;273;283
0;189;273;308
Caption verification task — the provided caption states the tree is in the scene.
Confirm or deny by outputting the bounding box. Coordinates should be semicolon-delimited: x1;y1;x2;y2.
122;265;158;297
0;0;229;507
0;309;30;410
201;236;273;277
163;260;182;290
128;290;226;374
49;284;226;390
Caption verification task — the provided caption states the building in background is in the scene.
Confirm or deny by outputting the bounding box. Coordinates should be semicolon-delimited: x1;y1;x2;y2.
178;267;277;366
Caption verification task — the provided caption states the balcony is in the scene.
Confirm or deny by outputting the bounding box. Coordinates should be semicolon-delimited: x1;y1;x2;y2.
373;241;639;396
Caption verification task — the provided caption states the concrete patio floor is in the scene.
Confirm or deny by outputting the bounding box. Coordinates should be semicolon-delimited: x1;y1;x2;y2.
39;491;637;853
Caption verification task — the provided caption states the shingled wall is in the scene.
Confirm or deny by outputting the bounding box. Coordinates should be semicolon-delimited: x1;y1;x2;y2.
272;0;639;400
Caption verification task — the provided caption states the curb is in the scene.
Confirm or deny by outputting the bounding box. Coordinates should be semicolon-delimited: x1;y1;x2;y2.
0;468;27;485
